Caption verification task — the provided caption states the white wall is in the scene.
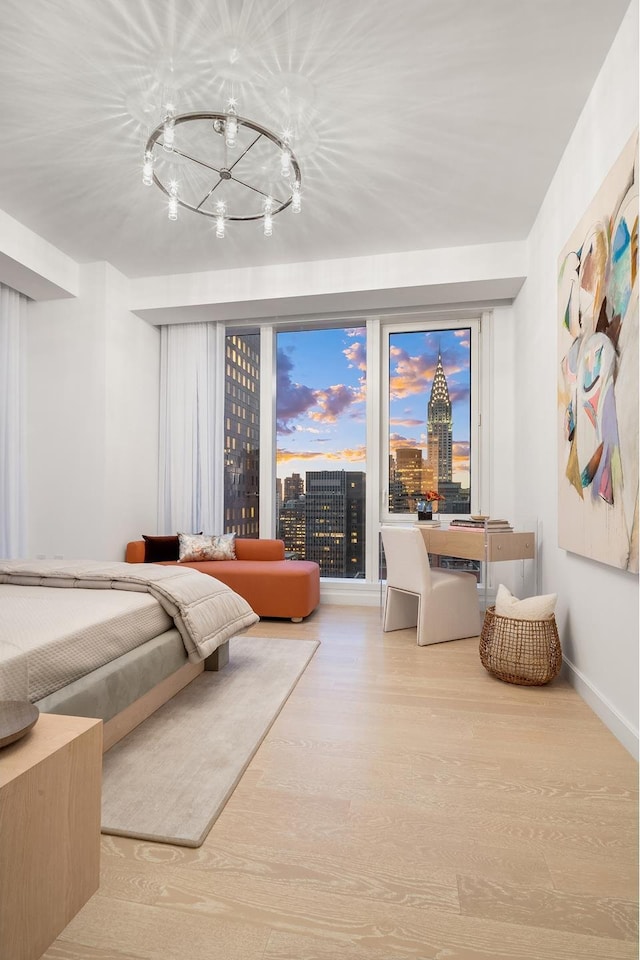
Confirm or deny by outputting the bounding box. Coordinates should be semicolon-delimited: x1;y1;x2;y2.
513;0;639;756
27;263;160;560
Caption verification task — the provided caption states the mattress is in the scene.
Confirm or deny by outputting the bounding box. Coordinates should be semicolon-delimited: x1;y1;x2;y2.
0;584;173;702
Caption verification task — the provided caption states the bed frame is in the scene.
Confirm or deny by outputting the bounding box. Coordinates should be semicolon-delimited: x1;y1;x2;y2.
35;637;230;754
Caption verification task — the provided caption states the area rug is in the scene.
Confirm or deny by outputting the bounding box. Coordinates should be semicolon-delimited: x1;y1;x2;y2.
101;635;319;847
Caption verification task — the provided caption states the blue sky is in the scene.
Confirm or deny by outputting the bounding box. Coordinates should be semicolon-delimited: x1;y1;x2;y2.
275;326;471;486
276;327;367;481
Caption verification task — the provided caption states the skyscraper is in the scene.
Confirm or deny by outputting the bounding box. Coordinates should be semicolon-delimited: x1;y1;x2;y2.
427;350;453;483
304;470;365;577
224;332;260;537
278;498;306;557
283;472;304;501
393;448;424;512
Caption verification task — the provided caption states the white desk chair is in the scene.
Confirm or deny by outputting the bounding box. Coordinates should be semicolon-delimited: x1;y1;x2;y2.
380;525;481;646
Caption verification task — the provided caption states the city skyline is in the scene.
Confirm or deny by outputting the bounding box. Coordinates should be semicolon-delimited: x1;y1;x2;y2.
390;328;471;487
276;326;471;487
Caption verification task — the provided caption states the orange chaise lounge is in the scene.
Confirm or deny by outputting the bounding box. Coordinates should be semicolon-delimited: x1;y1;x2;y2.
125;537;320;622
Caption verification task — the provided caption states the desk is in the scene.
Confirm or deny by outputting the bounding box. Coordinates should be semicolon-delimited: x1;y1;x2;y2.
416;525;536;608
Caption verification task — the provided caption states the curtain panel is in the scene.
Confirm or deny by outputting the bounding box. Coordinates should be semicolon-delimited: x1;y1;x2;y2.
158;323;218;535
0;283;27;558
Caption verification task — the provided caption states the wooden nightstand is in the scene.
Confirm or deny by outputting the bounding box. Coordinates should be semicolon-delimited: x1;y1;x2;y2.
0;712;102;960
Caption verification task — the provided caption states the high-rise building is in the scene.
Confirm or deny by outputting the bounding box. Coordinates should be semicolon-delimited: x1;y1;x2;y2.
304;470;365;577
224;333;260;537
427;350;453;483
278;497;306;557
394;448;424;512
283;472;304;501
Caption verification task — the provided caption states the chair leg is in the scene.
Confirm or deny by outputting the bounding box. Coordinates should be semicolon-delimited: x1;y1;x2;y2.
383;586;419;633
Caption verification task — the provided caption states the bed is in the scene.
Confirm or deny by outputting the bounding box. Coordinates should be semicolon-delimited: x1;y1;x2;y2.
0;559;259;751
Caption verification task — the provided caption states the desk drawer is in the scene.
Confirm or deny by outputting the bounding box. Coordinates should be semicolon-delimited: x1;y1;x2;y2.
487;532;535;561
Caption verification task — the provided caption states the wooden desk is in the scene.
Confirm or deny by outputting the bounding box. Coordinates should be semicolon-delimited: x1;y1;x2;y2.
0;712;102;960
417;526;536;607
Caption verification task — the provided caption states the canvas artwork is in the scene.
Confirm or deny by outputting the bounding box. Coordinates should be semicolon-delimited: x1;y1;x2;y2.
558;131;638;574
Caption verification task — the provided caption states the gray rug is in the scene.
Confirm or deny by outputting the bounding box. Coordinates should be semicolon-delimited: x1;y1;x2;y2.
101;635;319;847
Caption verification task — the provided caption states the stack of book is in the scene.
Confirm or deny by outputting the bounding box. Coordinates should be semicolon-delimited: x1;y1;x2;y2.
449;517;514;532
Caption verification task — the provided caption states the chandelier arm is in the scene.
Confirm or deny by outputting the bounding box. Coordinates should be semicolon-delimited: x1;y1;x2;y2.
228;133;263;172
195;179;223;212
229;173;285;205
168;146;222;176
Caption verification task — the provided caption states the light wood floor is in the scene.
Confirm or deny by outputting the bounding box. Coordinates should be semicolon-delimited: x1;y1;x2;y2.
45;605;638;960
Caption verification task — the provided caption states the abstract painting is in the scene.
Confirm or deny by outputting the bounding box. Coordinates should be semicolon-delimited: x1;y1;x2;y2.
558;131;638;573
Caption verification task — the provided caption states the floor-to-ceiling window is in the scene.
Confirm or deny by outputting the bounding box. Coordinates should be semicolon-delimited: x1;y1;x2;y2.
386;327;473;516
275;326;367;578
219;314;483;584
381;318;481;580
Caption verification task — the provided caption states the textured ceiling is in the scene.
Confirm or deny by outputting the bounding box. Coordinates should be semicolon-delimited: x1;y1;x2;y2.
0;0;631;279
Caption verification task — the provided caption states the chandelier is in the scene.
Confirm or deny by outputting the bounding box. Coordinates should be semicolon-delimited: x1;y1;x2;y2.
141;99;302;238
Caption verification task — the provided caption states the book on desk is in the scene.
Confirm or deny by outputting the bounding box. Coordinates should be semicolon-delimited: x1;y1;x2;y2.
449;517;513;532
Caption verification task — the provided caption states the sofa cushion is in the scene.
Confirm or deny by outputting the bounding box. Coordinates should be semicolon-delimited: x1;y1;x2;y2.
178;532;237;562
166;558;320;619
143;534;179;562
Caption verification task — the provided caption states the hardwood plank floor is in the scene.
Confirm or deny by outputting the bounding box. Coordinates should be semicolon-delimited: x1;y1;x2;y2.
45;605;638;960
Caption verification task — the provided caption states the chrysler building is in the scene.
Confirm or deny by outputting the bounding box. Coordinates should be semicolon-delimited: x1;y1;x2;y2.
427;350;453;483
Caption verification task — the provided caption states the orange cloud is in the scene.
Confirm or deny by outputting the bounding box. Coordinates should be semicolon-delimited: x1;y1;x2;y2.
389;433;426;454
308;384;362;424
344;340;366;371
390;417;423;427
277;445;366;464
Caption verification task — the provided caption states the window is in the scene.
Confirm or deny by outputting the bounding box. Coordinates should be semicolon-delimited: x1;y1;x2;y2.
386;327;473;515
381;319;481;581
219;314;483;584
223;332;260;537
275;327;367;578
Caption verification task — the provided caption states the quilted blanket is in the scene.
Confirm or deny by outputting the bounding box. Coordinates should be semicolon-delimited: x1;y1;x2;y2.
0;559;259;663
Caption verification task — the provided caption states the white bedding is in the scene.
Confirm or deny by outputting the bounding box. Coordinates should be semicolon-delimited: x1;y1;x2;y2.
0;584;173;701
0;560;260;691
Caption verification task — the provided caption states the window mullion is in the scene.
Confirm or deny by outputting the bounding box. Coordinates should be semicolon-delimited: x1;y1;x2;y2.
365;316;381;582
259;325;276;538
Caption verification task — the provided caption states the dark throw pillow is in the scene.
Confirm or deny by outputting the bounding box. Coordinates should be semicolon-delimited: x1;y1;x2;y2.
142;534;179;562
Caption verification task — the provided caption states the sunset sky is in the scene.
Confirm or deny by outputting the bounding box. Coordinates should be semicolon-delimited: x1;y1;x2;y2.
275;326;471;487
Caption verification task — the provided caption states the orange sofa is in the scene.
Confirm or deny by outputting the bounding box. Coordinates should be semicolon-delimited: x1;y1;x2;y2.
125;538;320;622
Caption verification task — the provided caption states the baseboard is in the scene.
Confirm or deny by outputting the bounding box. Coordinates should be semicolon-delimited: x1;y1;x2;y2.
561;656;639;760
320;580;383;607
320;581;494;609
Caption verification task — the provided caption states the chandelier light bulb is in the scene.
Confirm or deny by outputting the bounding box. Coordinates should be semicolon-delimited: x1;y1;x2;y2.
225;115;238;148
163;118;175;152
216;215;226;239
280;148;291;178
291;183;301;213
168;180;179;221
263;213;273;237
142;153;153;186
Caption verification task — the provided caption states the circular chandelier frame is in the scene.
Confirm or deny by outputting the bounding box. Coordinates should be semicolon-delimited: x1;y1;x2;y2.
144;111;302;222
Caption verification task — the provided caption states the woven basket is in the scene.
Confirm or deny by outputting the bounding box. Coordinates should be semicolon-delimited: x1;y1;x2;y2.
479;606;562;685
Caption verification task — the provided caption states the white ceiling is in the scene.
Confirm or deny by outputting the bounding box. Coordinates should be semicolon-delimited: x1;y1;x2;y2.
0;0;630;280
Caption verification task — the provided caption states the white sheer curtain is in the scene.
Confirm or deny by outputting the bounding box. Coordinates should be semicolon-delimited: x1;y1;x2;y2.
0;283;27;558
158;322;218;534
